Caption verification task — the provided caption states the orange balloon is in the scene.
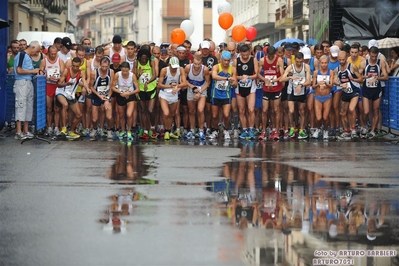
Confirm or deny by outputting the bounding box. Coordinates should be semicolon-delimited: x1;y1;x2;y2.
232;25;246;42
218;12;234;30
171;28;186;44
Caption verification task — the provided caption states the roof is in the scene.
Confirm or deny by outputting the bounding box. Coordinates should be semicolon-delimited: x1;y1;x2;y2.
98;2;134;15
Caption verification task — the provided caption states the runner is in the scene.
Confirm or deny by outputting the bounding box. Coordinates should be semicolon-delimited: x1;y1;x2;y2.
157;57;187;140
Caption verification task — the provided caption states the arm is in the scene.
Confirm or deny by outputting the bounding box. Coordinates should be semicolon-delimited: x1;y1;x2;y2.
279;65;293;82
107;69;114;98
157;68;168;89
350;64;364;83
131;74;140;95
378;60;389;81
57;69;69;87
79;71;89;94
150;59;158;83
111;72;119;94
313;58;319;71
202;67;211;92
152;57;159;78
211;64;228;81
65;59;72;69
276;57;285;83
312;70;319;88
390;59;399;73
303;64;312;87
257;57;264;80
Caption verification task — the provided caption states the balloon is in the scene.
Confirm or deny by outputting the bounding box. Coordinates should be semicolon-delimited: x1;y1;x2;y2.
232;25;246;42
218;12;234;30
171;28;186;44
217;2;232;15
180;20;194;37
246;26;257;41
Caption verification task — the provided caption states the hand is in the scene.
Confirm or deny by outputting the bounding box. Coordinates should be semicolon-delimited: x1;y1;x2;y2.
340;83;348;89
172;85;178;95
86;88;92;94
101;95;108;101
144;82;148;91
49;76;59;82
241;75;248;82
193;93;200;101
291;76;300;80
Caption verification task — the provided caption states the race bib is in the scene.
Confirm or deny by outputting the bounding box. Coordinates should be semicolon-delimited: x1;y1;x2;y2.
215;80;229;91
139;73;150;84
97;85;108;95
119;86;132;92
239;79;252;88
342;82;353;93
47;68;60;79
265;75;277;86
366;77;378;88
257;81;264;90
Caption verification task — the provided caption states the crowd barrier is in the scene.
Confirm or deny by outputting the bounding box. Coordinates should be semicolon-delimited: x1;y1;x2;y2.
4;74;46;132
381;77;399;134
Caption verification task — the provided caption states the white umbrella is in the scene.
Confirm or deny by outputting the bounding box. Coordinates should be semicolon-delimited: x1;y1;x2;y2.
377;37;399;49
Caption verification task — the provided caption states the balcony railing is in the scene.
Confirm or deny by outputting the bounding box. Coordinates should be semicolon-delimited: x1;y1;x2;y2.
275;5;294;29
28;0;66;15
160;8;190;19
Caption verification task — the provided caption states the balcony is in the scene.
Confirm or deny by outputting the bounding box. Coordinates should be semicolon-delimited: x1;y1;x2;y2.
9;0;28;3
28;0;49;15
275;5;294;29
113;27;126;39
292;0;309;25
160;8;190;20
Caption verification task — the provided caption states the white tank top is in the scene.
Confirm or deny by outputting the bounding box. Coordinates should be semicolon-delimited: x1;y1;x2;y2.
288;63;306;96
109;47;126;60
125;55;135;71
164;67;181;86
44;57;61;84
117;72;135;92
58;51;71;63
91;57;101;71
187;64;206;87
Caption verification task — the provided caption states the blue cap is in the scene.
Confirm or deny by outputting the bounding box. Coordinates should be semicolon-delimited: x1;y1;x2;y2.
221;51;232;60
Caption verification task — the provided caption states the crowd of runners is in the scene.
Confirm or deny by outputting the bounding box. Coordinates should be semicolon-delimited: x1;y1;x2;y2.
7;34;399;141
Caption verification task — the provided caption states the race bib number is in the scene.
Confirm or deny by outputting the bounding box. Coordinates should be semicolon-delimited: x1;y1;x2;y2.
47;68;60;79
342;82;353;93
215;80;229;91
139;73;150;84
119;86;132;92
239;79;252;88
317;75;329;84
265;75;277;86
97;85;108;95
257;81;264;90
366;77;378;88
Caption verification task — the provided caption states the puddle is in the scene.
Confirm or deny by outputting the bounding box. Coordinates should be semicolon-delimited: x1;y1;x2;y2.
100;141;399;265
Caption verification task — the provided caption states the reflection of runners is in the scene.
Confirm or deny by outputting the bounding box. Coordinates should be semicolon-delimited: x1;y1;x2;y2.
298;129;308;139
288;127;295;138
164;131;170;140
233;129;239;139
67;131;80;139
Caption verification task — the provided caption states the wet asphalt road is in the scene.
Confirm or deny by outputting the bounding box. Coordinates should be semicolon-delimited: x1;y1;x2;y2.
0;135;399;266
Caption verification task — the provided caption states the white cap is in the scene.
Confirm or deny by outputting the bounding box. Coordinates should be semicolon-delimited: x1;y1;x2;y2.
169;56;180;68
200;41;210;49
301;46;311;59
330;45;340;57
368;39;378;49
42;40;52;49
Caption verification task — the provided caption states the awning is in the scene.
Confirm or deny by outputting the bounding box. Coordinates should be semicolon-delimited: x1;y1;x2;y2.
0;18;9;29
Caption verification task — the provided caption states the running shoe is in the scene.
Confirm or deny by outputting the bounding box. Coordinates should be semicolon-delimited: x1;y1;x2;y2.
248;130;255;140
81;128;90;137
184;131;195;140
45;127;53;136
67;131;80;139
60;127;67;135
127;132;133;141
367;131;376;139
312;128;320;139
298;129;308;140
119;131;127;139
323;130;329;140
270;130;280;141
54;127;60;136
288;127;296;138
140;132;150;140
199;131;205;140
107;130;113;139
175;129;181;138
239;131;249;140
98;129;106;138
15;132;27;140
24;132;34;139
360;127;368;139
89;129;97;138
350;129;358;139
223;130;231;140
164;131;170;140
258;131;266;140
169;132;179;139
208;130;219;139
337;132;351;140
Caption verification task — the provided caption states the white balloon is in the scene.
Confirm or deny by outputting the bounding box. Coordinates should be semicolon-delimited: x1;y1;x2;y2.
217;2;232;15
180;20;195;37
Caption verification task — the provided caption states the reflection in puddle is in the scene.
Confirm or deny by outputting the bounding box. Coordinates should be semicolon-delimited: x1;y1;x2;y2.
101;142;399;265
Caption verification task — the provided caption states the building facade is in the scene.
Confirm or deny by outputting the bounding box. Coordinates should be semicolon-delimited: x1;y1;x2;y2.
8;0;76;42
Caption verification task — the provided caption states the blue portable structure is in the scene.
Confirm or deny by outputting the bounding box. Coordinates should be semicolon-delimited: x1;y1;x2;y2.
0;0;8;131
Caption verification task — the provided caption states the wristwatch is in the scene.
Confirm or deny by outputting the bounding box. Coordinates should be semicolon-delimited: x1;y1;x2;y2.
106;96;111;102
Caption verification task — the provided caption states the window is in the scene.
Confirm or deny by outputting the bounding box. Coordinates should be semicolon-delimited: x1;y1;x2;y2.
204;0;212;8
104;18;106;28
19;22;22;32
